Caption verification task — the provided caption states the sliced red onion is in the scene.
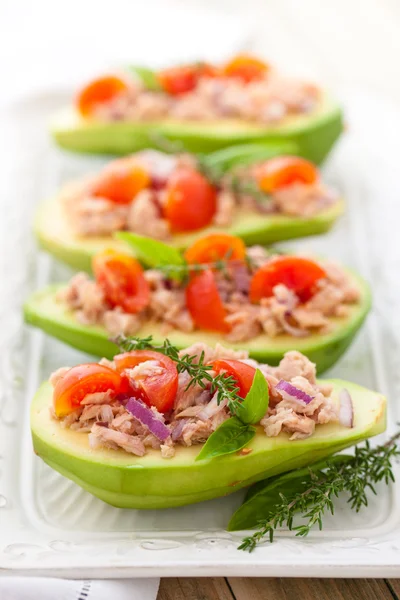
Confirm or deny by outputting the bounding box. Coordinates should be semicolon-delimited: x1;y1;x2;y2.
231;264;251;295
138;150;177;179
171;418;188;441
275;380;314;405
339;388;354;428
126;398;170;441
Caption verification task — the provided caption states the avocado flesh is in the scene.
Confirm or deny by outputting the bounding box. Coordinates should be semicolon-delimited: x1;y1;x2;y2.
23;271;371;373
31;380;385;509
34;197;344;273
51;95;343;164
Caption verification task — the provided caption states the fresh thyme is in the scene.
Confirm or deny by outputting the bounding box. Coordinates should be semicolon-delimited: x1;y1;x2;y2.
114;335;243;415
226;174;273;204
239;432;400;552
157;256;252;283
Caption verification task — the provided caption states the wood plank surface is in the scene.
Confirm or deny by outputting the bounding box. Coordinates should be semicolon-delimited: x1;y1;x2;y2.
157;578;398;600
228;578;396;600
157;577;234;600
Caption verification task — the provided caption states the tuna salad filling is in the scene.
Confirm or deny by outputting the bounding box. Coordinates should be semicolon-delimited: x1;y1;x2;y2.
77;55;321;126
61;151;338;239
57;236;361;342
50;342;342;459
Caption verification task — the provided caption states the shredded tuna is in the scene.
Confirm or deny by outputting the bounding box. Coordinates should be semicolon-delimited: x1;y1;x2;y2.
97;69;320;125
261;406;316;440
272;350;317;384
59;248;361;345
61;139;337;241
81;390;115;405
213;190;235;227
49;366;70;387
103;309;142;336
52;345;339;457
90;423;146;456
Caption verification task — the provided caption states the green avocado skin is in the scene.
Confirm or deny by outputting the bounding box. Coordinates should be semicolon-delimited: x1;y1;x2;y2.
24;272;371;373
34;197;344;274
51;101;343;165
30;379;386;509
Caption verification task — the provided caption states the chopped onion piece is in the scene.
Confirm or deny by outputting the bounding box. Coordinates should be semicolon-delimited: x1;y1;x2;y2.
126;398;170;441
275;380;314;405
339;388;354;428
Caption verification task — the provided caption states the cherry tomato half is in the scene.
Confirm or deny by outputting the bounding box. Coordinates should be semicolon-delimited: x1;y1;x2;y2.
53;363;124;417
164;167;217;232
250;256;326;303
213;359;256;399
77;75;128;117
184;233;246;266
114;350;178;412
93;250;150;314
223;53;269;83
256;156;318;194
185;269;229;333
90;157;151;204
158;63;218;95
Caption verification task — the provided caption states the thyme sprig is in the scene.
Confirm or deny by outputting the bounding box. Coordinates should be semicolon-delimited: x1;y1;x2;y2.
114;335;243;415
141;135;272;204
157;255;255;283
199;160;273;204
239;432;400;552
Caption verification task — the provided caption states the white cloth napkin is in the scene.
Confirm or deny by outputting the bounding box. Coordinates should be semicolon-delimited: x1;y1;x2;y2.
0;577;160;600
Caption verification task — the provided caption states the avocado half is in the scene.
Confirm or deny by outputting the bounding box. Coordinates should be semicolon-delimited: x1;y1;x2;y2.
31;380;385;509
34;197;344;273
23;269;371;373
51;94;343;164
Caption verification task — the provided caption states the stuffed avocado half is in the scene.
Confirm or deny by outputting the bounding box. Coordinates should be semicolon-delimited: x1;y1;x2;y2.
34;147;344;272
52;95;342;165
52;55;343;163
31;338;385;510
24;234;371;373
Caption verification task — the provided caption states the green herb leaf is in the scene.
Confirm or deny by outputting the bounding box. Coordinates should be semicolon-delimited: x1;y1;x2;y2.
234;432;400;551
196;417;256;461
228;455;352;532
115;232;185;277
200;142;296;174
116;335;243;416
126;66;161;91
235;369;269;425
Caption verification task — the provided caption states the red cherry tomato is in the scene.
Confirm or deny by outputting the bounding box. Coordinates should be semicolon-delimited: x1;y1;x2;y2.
92;250;150;314
77;76;128;117
250;256;326;303
213;359;256;398
185;269;229;333
158;63;218;95
223;54;269;83
114;350;178;412
53;363;124;417
256;156;318;194
184;233;246;265
91;157;151;204
164;167;217;232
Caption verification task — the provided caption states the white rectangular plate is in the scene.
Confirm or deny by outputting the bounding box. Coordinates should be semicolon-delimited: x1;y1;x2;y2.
1;90;400;578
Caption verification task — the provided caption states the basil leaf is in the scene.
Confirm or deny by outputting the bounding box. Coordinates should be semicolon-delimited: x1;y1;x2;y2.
116;232;185;274
201;142;296;173
196;417;256;461
126;66;161;91
236;369;269;425
227;454;353;531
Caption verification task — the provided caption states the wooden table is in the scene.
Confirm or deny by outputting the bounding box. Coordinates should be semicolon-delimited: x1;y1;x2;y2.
158;578;400;599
